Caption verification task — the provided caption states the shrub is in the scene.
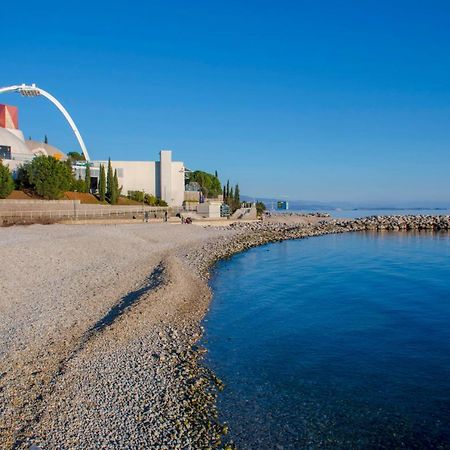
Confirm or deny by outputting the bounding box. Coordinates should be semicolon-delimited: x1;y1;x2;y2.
128;190;145;203
128;191;168;207
0;161;14;199
145;194;158;206
256;201;266;216
72;176;87;193
22;156;74;199
145;194;168;207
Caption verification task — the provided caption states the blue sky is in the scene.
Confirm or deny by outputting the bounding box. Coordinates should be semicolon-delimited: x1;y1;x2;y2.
2;1;450;204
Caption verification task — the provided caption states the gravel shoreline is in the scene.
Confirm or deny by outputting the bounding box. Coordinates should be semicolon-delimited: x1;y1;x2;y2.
1;215;449;449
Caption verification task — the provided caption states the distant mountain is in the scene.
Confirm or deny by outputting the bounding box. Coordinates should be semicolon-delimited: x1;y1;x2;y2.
241;196;340;210
241;195;450;211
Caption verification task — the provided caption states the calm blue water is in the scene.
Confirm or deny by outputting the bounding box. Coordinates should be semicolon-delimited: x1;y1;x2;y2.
204;232;450;449
276;209;450;219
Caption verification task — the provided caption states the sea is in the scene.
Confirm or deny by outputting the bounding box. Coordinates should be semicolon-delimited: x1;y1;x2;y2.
203;230;450;449
274;208;450;219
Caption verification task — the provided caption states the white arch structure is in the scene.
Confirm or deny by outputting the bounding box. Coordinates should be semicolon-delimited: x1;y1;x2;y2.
0;83;91;161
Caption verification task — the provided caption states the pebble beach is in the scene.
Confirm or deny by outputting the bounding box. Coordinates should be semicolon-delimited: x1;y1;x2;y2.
1;215;449;449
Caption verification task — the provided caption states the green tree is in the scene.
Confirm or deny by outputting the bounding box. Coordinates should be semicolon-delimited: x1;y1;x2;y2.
72;175;86;193
84;164;91;193
223;182;242;213
115;170;122;197
24;155;74;199
106;158;113;202
44;135;48;144
67;151;85;162
234;184;240;203
223;185;226;200
98;164;106;201
16;165;31;189
110;169;119;204
256;201;266;216
0;161;14;199
188;170;222;198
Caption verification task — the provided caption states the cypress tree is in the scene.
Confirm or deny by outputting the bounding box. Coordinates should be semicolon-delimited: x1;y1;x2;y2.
234;184;240;203
111;169;119;204
106;158;113;202
44;135;48;144
223;185;226;201
214;170;218;178
114;169;120;196
114;169;118;195
226;180;230;199
84;164;91;193
99;164;106;201
229;186;234;201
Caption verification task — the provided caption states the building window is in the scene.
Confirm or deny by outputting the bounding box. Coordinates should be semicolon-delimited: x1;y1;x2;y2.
0;145;11;160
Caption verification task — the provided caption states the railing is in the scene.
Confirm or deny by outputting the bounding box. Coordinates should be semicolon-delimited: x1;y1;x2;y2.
0;207;169;221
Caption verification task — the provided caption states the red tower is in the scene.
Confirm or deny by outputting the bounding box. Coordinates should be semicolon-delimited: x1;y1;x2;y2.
0;104;19;129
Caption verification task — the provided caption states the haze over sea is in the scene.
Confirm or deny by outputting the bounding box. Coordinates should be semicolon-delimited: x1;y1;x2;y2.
204;231;450;449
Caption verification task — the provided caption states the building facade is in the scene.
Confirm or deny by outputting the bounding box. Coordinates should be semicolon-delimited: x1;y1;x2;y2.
74;151;185;207
0;103;187;207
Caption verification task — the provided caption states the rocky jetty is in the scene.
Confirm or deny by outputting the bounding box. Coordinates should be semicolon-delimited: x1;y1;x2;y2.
340;214;450;231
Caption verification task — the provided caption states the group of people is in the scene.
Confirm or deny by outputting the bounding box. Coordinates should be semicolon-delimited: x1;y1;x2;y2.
143;211;169;223
143;210;192;224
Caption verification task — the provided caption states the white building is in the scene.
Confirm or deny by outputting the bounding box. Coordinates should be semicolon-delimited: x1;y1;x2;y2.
74;150;186;207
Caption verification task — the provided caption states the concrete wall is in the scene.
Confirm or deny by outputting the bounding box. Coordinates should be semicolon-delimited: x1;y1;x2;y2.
3;159;23;175
110;161;157;196
197;201;222;218
159;150;172;205
171;161;185;207
0;199;81;212
231;205;258;220
184;191;200;202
